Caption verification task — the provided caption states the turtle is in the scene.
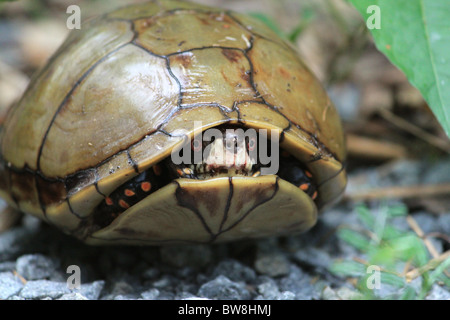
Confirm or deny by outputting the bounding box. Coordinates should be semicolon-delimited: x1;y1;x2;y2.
0;0;346;245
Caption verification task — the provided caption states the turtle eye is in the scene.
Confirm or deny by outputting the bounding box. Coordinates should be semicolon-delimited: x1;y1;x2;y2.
247;137;257;151
191;139;202;152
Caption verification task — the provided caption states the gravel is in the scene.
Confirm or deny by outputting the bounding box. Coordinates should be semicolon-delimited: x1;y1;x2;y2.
20;280;70;299
16;254;58;280
211;259;257;283
0;272;24;299
197;275;251;300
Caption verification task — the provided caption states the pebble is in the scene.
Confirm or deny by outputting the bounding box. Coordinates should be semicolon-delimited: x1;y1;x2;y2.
78;280;105;300
0;227;31;261
278;265;316;299
293;247;332;270
327;82;361;122
321;286;363;300
423;156;450;184
16;254;58;280
0;261;15;272
438;214;450;235
211;259;257;283
197;275;251;300
426;284;450;300
0;272;24;299
57;292;88;300
411;212;440;234
254;254;290;277
256;278;295;300
141;288;160;300
20;280;70;299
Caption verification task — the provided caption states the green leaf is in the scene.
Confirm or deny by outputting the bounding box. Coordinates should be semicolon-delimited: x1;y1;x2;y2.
349;0;450;137
337;228;371;252
386;204;408;218
400;286;418;300
427;256;450;287
389;233;429;266
355;204;375;229
380;271;406;288
330;260;366;277
287;8;315;43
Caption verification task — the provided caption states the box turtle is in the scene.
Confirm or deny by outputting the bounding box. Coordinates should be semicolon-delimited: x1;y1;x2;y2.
0;0;346;245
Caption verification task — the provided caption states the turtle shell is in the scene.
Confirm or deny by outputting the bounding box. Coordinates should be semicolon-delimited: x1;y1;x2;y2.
0;0;346;245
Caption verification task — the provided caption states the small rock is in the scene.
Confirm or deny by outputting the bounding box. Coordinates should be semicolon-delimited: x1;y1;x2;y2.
438;214;450;235
390;216;410;232
321;286;340;300
256;278;280;300
411;212;440;234
57;292;88;300
176;280;197;295
176;266;195;279
426;284;450;300
182;296;210;300
198;275;250;300
278;265;315;299
0;227;32;261
255;278;294;300
155;290;175;300
211;259;257;283
16;254;58;280
177;291;199;300
20;280;70;299
254;254;290;277
335;287;364;300
293;247;332;270
114;294;137;300
327;82;361;122
160;245;212;268
321;286;363;300
78;280;105;300
278;291;296;300
0;271;24;299
152;275;172;289
141;288;160;300
109;280;135;296
0;261;16;272
383;160;422;187
423;156;450;185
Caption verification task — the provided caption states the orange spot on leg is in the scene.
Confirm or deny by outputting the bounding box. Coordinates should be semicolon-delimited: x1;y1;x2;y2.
305;170;313;178
119;199;130;209
299;183;309;191
124;189;135;197
141;181;152;192
105;197;114;206
312;191;318;200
